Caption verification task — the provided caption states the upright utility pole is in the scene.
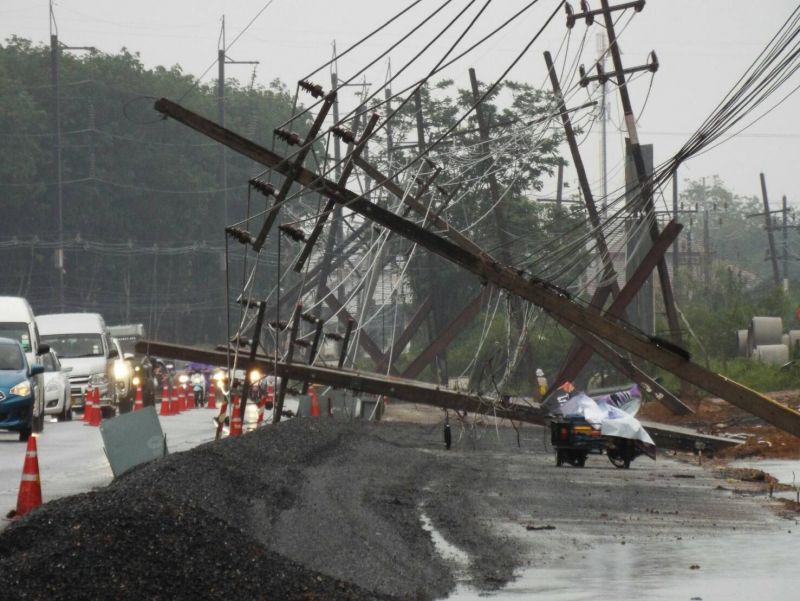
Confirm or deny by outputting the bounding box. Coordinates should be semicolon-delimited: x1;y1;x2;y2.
217;16;259;226
50;29;64;311
672;170;679;294
759;172;781;286
782;195;789;290
598;0;681;345
49;1;95;312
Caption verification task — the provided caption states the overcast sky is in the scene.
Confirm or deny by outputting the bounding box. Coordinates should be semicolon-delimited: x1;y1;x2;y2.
3;0;798;209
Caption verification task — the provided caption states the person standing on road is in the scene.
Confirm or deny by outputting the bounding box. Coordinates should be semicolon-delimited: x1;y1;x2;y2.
536;368;548;400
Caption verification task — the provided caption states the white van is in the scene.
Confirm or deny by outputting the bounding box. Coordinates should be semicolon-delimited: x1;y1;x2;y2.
36;313;119;411
0;296;48;434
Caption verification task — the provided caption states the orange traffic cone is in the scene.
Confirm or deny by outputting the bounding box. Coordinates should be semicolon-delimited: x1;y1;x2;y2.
83;384;93;422
309;386;320;417
87;388;102;427
14;435;42;518
177;386;186;413
159;384;170;416
207;381;217;410
256;395;267;425
133;383;144;411
229;396;242;436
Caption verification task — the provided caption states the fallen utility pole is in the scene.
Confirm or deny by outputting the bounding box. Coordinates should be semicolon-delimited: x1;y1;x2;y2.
136;340;547;423
153;97;800;438
135;339;739;454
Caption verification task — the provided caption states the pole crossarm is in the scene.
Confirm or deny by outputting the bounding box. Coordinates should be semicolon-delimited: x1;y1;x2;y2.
253;93;336;252
294;112;380;273
153;97;800;439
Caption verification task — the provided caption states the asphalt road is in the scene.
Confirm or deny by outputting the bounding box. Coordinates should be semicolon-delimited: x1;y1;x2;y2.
0;405;216;524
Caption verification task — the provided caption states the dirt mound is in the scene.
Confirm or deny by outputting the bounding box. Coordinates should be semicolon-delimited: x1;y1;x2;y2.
640;391;800;460
0;419;455;601
0;490;389;601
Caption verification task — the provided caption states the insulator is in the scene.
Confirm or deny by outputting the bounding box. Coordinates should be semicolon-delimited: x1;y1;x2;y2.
293;339;311;348
298;79;325;98
648;50;659;73
580;0;594;25
229;336;252;348
235;294;262;309
275;128;301;146
250;178;276;197
565;3;576;29
578;65;589;87
331;126;356;144
300;312;318;324
278;223;307;242
225;226;254;246
269;320;288;330
324;332;343;341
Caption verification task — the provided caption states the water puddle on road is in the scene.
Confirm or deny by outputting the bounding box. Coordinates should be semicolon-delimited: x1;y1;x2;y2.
419;511;470;568
444;531;800;600
733;459;800;501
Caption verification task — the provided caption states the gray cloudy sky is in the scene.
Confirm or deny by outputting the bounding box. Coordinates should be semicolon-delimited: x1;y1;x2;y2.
3;1;798;208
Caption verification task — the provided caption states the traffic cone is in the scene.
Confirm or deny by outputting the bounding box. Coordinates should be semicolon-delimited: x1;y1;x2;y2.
14;435;42;518
83;385;93;422
256;395;267;425
87;389;102;427
207;381;217;410
229;396;242;436
309;386;320;417
177;386;186;413
159;384;170;416
133;383;144;411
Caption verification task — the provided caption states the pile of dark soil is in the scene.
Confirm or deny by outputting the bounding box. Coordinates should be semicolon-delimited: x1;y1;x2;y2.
0;419;462;601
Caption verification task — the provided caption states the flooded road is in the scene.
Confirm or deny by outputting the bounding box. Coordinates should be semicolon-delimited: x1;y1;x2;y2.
447;531;800;600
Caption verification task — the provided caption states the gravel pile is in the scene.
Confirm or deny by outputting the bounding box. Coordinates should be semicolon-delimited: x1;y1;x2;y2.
0;419;459;601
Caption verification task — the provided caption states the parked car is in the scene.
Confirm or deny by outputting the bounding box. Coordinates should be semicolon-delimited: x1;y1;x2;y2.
42;349;73;421
0;337;45;441
0;296;49;435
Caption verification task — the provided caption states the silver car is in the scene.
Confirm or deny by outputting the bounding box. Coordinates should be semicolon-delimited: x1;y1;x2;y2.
42;350;73;421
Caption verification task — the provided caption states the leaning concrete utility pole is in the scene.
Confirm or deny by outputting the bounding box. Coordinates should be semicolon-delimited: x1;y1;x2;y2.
152;98;800;438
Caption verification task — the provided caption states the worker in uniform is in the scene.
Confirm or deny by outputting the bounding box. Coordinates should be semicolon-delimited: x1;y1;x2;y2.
536;368;548;400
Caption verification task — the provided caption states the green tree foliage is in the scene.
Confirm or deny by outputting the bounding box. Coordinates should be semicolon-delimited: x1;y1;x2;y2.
0;37;300;343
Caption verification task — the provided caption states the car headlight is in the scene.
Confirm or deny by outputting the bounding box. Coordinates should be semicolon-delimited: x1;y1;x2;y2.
132;376;141;387
10;381;31;397
89;373;108;386
114;360;130;381
178;374;189;384
248;368;262;384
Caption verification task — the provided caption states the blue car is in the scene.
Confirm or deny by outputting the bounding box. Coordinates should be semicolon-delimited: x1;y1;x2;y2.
0;337;45;441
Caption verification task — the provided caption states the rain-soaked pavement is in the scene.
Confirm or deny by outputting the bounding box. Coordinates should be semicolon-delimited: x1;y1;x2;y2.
445;530;800;600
